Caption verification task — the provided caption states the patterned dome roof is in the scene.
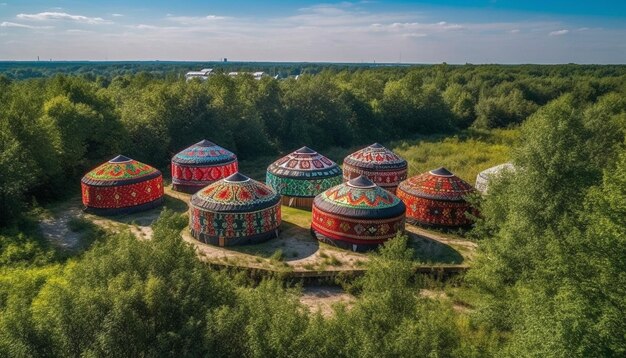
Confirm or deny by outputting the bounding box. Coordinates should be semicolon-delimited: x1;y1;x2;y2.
172;139;237;165
313;176;405;219
267;146;341;179
190;172;280;213
82;155;161;186
398;167;475;201
343;143;407;170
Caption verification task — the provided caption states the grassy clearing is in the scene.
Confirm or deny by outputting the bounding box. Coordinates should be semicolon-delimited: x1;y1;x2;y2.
391;128;518;183
238;129;518;185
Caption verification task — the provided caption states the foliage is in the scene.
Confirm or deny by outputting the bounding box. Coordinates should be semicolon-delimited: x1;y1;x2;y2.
0;210;235;357
468;93;626;357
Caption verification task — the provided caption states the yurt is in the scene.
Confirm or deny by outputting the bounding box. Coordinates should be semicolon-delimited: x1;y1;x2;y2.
342;143;408;193
81;155;164;215
311;175;406;252
475;163;515;194
171;139;238;193
266;146;342;209
396;167;476;228
189;173;281;246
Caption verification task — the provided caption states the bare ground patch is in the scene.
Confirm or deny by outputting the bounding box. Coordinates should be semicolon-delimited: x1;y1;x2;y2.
38;198;85;251
299;285;356;317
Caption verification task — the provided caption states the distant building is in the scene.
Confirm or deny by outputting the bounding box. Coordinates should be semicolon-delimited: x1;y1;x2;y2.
228;71;266;80
185;68;213;81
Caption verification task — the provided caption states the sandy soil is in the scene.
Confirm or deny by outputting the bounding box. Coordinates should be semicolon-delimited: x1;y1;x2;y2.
85;186;190;240
38;205;84;251
299;285;356;316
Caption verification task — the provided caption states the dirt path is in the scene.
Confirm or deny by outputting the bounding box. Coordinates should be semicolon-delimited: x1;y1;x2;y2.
406;226;477;249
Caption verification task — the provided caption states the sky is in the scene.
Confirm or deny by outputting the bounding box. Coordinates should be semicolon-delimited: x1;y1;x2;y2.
0;1;625;63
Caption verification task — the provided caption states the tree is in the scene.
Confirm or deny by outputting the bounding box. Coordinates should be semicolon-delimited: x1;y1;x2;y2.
473;88;538;129
468;94;626;356
381;72;454;136
0;211;235;357
443;83;477;128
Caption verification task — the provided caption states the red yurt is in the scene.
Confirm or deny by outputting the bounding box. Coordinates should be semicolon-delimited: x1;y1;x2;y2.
311;175;406;252
189;173;281;246
342;143;408;193
396;167;477;228
171;139;238;193
266;146;343;209
81;155;164;215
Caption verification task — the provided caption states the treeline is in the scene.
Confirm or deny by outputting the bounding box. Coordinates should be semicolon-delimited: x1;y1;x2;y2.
0;61;395;81
1;64;625;225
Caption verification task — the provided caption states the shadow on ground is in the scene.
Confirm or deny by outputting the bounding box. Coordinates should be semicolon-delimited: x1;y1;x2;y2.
99;192;188;226
226;219;320;261
407;232;464;265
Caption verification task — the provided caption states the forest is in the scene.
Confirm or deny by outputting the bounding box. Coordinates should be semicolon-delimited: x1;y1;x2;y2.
1;63;625;357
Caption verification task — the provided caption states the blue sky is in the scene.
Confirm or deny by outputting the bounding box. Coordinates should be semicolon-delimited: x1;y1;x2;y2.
0;1;624;63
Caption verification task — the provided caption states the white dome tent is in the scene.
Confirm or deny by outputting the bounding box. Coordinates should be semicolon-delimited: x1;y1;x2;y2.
475;163;515;194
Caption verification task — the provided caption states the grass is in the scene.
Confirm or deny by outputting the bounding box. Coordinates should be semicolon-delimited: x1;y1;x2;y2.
236;129;518;186
269;249;284;262
281;206;313;229
325;255;342;266
391;128;518;184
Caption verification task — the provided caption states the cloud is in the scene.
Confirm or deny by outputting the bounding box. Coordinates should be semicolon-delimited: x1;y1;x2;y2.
66;29;94;34
549;29;569;36
16;12;112;24
165;15;227;25
127;24;181;31
0;21;53;29
369;21;464;34
3;2;624;64
403;32;427;38
112;14;124;17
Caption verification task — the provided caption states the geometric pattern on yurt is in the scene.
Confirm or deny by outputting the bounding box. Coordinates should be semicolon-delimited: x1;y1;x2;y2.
265;172;342;198
171;139;238;192
342;143;408;191
397;167;476;227
266;146;342;198
311;175;405;251
190;205;281;240
189;172;281;246
82;155;160;186
81;155;164;214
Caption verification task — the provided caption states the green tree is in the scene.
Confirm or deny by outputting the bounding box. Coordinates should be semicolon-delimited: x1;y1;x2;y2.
473;88;538;129
469;94;626;356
